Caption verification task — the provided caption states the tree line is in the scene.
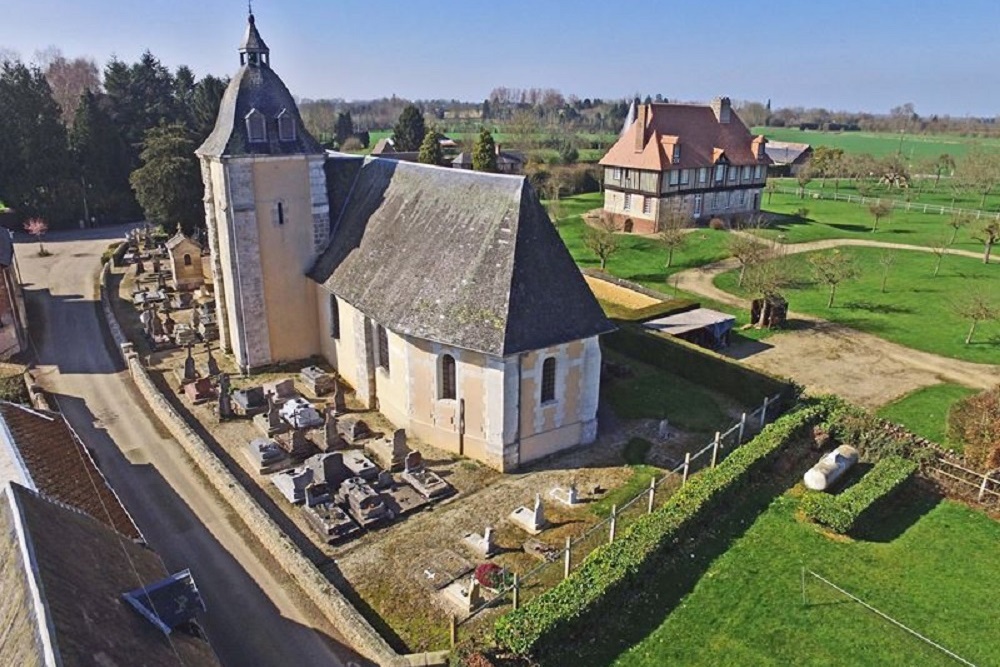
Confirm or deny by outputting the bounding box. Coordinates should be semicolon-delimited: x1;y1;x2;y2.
0;49;226;233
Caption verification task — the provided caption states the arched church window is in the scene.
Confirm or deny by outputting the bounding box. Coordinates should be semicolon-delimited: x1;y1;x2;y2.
541;357;557;403
183;254;192;266
329;295;340;339
246;108;266;143
277;109;296;142
376;325;390;374
440;354;456;400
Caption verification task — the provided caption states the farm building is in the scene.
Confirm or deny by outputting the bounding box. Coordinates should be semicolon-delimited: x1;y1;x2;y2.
195;12;614;472
764;141;813;176
599;98;771;233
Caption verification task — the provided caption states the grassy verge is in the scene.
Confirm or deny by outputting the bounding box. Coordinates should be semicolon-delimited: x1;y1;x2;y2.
876;383;977;451
714;247;1000;363
611;490;999;667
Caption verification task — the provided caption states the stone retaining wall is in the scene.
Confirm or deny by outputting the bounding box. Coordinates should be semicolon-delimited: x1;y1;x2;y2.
98;261;440;667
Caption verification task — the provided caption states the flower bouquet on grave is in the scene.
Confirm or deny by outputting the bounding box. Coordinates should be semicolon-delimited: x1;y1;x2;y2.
474;563;512;593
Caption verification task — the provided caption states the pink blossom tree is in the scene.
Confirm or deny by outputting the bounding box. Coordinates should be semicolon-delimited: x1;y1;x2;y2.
24;218;50;256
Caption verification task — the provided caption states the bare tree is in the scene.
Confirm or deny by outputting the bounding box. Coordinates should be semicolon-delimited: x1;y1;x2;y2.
743;243;792;327
584;214;621;271
953;291;999;344
36;48;100;126
868;201;892;232
796;168;813;199
809;249;860;307
24;218;50;256
947;214;970;246
728;233;770;287
877;249;896;293
956;145;1000;208
930;234;950;277
658;200;692;268
971;220;999;264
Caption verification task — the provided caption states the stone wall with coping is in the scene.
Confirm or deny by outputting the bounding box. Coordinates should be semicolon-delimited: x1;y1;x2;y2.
98;261;440;667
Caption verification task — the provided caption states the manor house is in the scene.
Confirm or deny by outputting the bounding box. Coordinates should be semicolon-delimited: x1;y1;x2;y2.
195;14;613;471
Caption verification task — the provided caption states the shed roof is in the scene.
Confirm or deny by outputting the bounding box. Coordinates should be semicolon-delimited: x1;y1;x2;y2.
764;141;813;165
642;307;736;336
310;156;614;356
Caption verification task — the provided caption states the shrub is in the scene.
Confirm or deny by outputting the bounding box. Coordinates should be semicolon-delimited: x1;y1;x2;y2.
947;386;1000;469
802;456;917;534
340;137;363;152
0;374;30;404
493;400;829;657
795;207;809;219
821;402;933;463
623;437;652;465
708;217;727;230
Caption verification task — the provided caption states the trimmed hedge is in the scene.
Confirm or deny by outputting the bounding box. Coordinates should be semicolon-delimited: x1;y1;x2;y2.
802;456;918;534
493;400;828;656
602;325;793;407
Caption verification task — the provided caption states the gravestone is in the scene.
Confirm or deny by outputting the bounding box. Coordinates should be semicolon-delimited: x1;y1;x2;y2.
156;271;166;291
510;494;547;535
152;256;161;274
263;378;296;403
401;451;452;500
550;482;579;507
324;409;342;450
244;437;289;474
162;313;175;336
462;526;497;558
135;258;145;275
303;501;359;543
658;419;670;440
205;345;220;377
337;416;371;445
253;395;289;437
331;379;347;414
366;428;409;471
150;310;164;337
217;373;233;420
232;386;267;417
444;575;484;614
271;467;313;504
182;344;198;383
184;377;214;404
342;449;379;482
299;365;335;396
336;477;393;527
307;452;352;489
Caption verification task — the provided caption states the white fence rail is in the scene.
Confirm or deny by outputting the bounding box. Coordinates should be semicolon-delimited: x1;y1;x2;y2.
770;185;1000;220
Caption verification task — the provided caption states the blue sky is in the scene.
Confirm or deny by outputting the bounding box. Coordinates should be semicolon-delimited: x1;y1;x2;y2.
2;0;999;116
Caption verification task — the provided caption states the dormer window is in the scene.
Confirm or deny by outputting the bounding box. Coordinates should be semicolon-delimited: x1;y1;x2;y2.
672;144;681;164
277;109;296;142
246;108;266;143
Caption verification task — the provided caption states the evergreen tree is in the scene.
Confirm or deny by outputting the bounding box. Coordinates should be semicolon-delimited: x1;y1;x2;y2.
129;123;203;234
418;127;443;166
392;104;425;151
71;90;136;222
334;111;354;147
190;74;228;140
104;52;180;170
472;127;498;173
0;61;76;223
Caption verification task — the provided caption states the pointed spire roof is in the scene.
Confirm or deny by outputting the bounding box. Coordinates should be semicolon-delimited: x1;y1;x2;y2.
620;99;637;137
239;12;270;67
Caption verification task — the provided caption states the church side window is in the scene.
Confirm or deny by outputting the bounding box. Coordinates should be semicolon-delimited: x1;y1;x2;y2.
541;357;557;403
246;108;266;143
440;354;456;400
183;254;192;266
329;295;340;339
376;324;390;373
277;109;296;142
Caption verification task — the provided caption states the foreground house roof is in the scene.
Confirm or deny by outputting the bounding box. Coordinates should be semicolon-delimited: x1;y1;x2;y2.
0;401;140;540
0;483;220;666
600;101;767;171
310;155;614;355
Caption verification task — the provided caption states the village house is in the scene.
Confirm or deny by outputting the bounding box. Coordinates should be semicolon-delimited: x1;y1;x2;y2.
195;13;613;472
764;140;813;176
599;98;770;233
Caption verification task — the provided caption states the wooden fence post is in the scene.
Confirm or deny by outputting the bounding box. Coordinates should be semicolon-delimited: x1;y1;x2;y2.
609;505;617;544
978;473;990;503
564;536;571;579
738;412;747;443
711;431;721;468
512;573;519;610
647;476;656;514
682;452;691;485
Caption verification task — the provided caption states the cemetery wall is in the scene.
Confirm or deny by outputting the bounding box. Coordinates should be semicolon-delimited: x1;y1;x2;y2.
98;262;416;666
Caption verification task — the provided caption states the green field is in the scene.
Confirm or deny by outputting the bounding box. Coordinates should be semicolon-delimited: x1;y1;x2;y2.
753;126;1000;160
714;247;1000;363
876;384;977;451
761;191;997;252
610;491;999;667
772;176;1000;214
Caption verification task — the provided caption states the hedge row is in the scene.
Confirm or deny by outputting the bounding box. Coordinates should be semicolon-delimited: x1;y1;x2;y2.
602;325;794;407
802;456;918;534
493;400;829;656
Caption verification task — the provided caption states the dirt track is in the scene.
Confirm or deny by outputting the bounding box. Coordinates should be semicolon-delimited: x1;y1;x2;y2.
672;237;1000;407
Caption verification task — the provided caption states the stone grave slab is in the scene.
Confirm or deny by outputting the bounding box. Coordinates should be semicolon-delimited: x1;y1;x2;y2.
462;526;497;558
299;365;336;397
305;452;352;490
335;477;393;527
183;377;215;405
549;483;579;507
263;378;296;402
273;428;316;459
303;502;359;544
243;437;290;475
232;386;267;417
415;549;474;592
341;449;379;482
365;428;409;471
337;416;371;445
400;451;453;500
271;467;314;504
279;397;324;429
377;476;431;517
510;494;547;535
441;577;484;617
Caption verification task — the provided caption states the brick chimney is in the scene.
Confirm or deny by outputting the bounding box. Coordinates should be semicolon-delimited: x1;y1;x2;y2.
710;96;731;124
634;104;649;153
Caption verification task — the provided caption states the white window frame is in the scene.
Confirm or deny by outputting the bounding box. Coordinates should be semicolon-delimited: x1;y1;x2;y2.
728;166;738;182
693;194;703;216
742;165;752;181
698;167;708;184
642;197;652;215
715;165;725;182
680;169;690;185
612;167;622;180
668;170;680;186
277;109;296;142
623;193;632;211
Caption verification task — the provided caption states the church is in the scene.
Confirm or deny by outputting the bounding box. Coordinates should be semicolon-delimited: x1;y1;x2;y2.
195;13;613;472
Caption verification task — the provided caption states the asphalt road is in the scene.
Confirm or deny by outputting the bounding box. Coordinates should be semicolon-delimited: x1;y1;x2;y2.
18;227;363;667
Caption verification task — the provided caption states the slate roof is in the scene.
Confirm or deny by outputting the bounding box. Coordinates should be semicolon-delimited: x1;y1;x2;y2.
196;16;321;158
601;102;768;171
164;232;199;251
764;141;813;165
0;402;140;540
310;156;614;356
1;483;220;667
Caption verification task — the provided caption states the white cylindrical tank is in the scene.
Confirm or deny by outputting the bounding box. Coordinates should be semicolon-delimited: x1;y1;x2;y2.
804;445;859;491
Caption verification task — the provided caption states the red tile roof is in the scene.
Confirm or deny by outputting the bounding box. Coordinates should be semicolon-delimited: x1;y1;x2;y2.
0;402;140;540
600;102;768;171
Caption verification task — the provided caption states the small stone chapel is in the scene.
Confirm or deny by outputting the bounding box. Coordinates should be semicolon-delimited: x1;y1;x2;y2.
195;13;613;471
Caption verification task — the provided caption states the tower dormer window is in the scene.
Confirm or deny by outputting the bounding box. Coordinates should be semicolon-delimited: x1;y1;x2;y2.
672;144;681;164
246;108;266;143
277;109;296;142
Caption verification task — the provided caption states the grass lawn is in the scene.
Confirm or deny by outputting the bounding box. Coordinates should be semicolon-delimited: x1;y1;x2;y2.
611;490;1000;667
761;191;996;253
753;126;1000;160
601;349;727;432
714;247;1000;364
772;176;1000;214
876;383;977;451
